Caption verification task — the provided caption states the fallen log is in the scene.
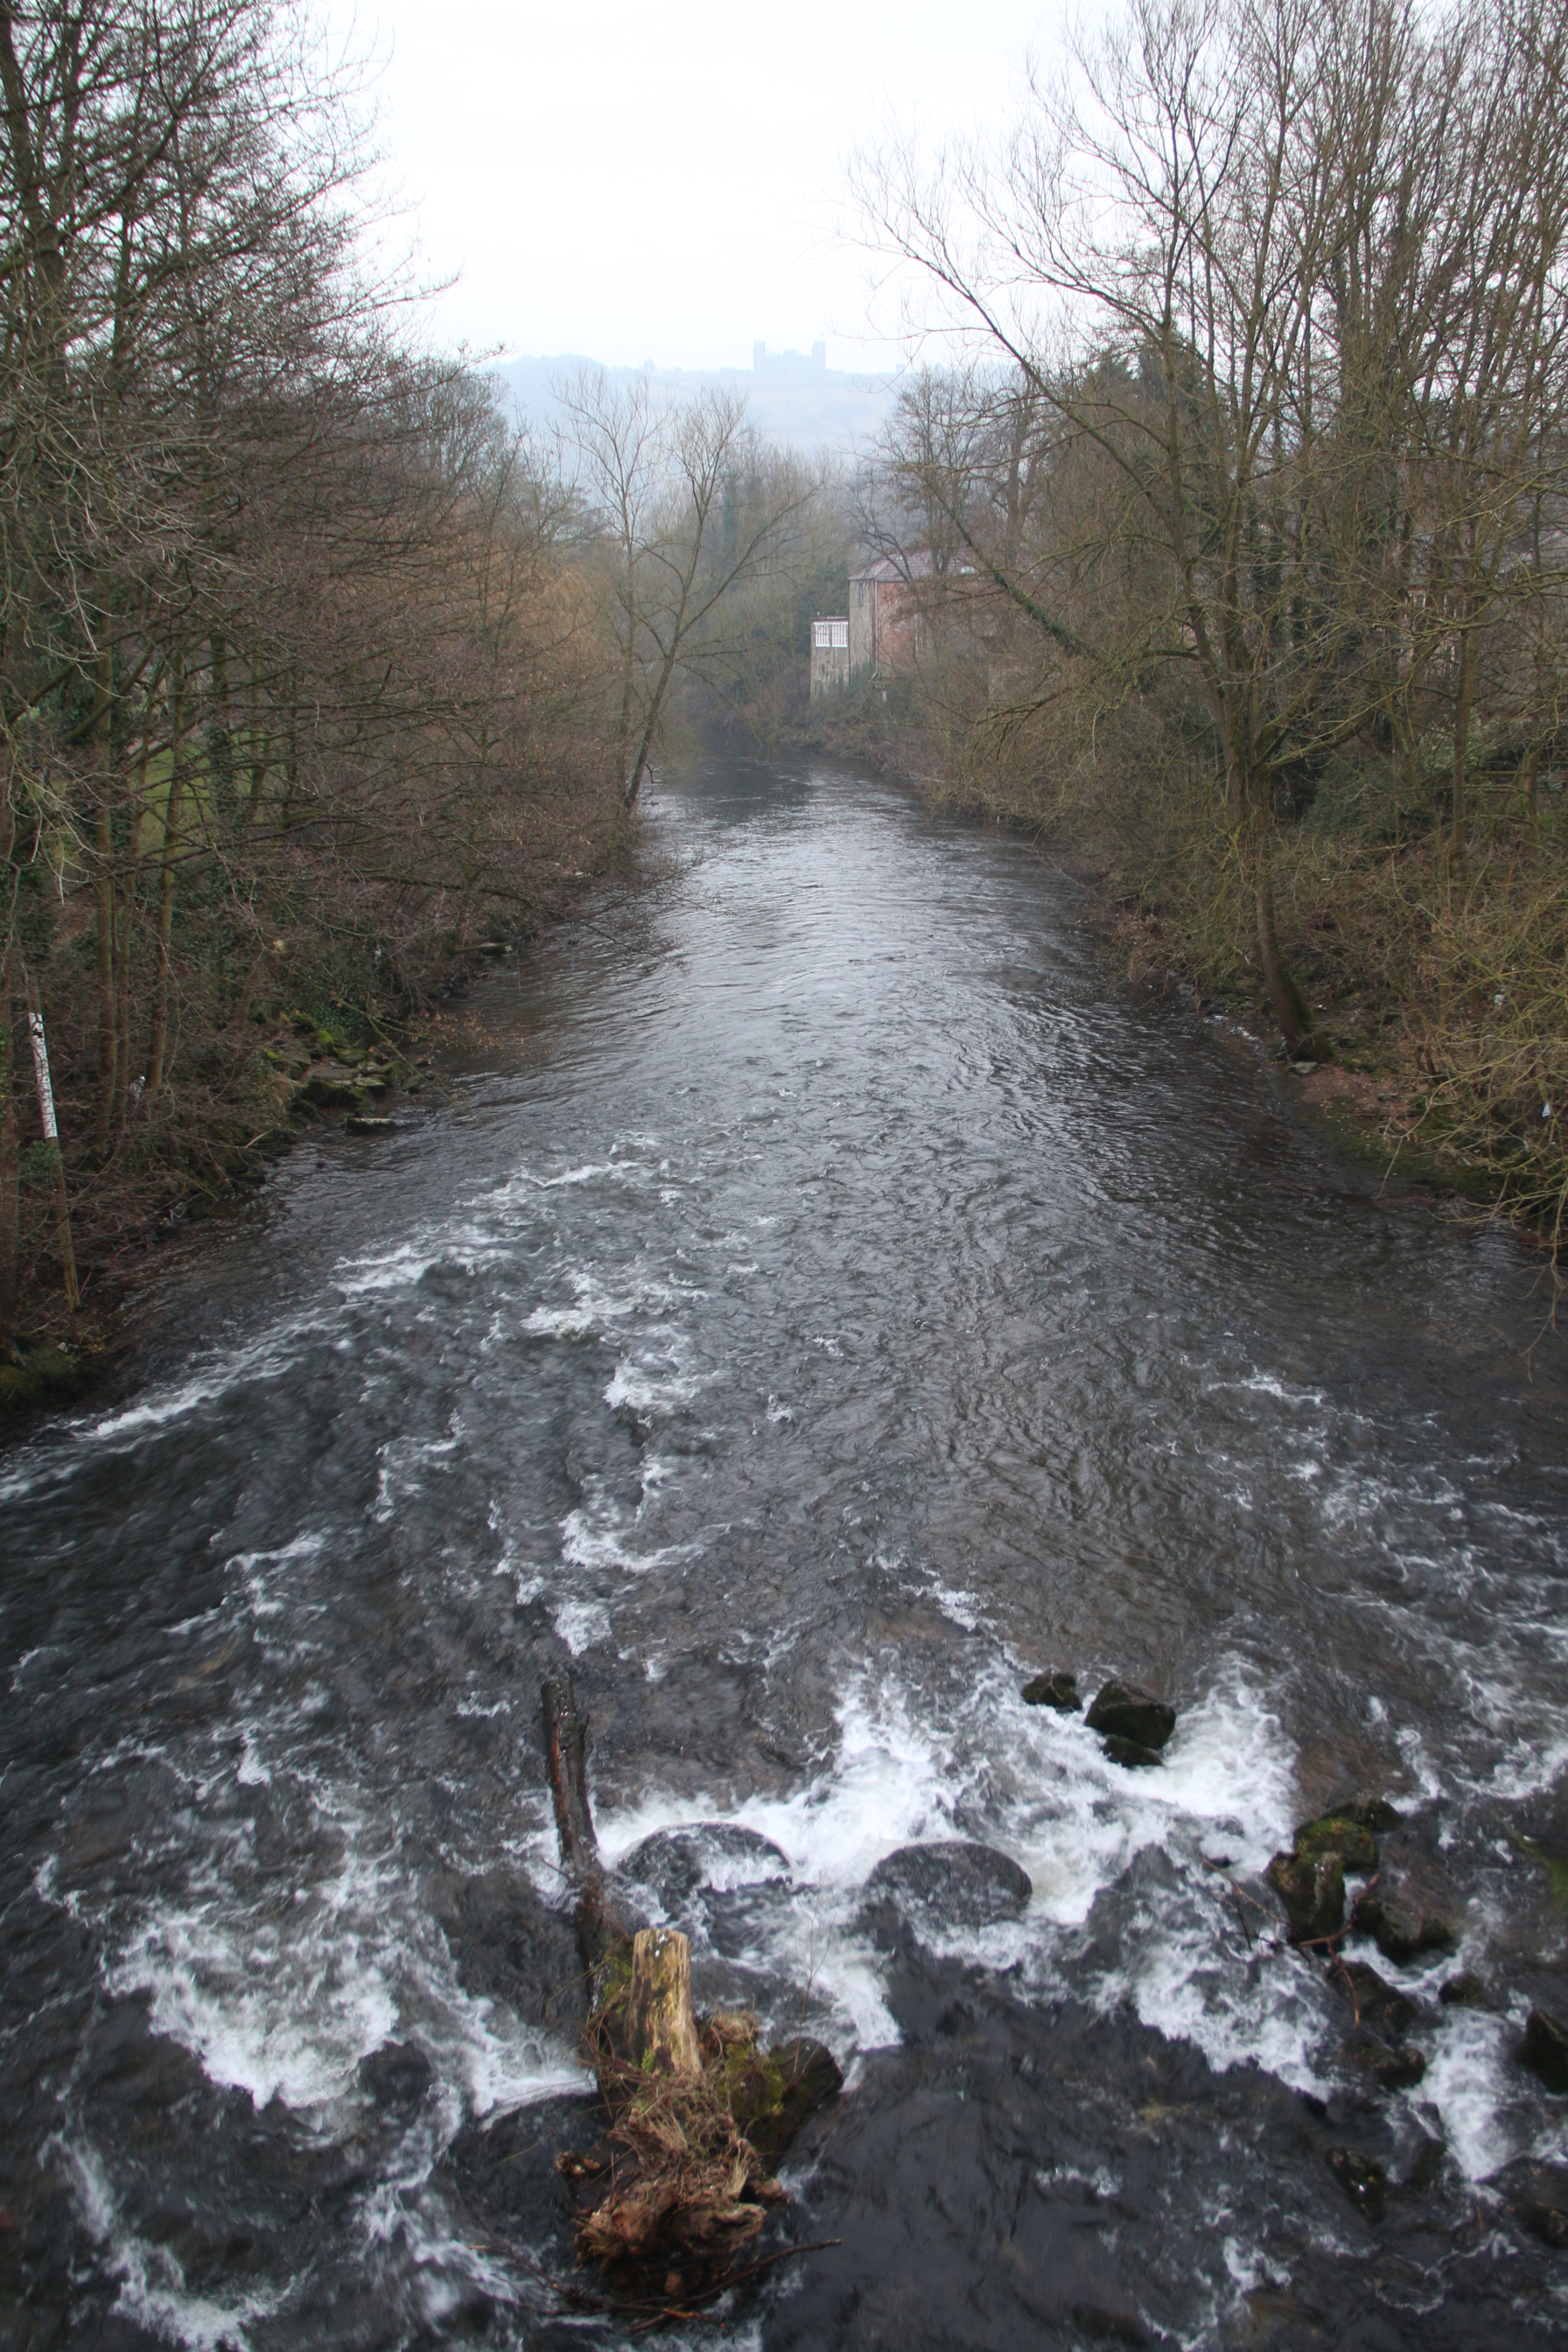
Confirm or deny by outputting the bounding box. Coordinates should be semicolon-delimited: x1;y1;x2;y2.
541;1677;842;2307
541;1676;626;1976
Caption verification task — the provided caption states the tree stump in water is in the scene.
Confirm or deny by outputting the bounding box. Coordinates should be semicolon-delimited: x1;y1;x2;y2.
622;1928;701;2073
541;1676;841;2309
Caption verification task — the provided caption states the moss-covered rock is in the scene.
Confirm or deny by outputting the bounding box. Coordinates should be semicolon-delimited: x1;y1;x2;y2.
728;2035;843;2165
1266;1850;1345;1942
1295;1815;1380;1873
0;1338;95;1417
1318;1792;1403;1833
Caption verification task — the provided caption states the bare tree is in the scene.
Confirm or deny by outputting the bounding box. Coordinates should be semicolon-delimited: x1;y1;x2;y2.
560;371;813;808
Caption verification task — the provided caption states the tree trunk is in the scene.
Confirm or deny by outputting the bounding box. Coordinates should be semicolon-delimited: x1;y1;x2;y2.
91;648;118;1159
0;959;18;1338
207;632;233;805
1244;807;1315;1057
145;659;186;1099
541;1677;629;1972
24;988;79;1311
93;792;117;1158
113;897;132;1142
244;655;267;828
1449;625;1476;877
623;1929;701;2074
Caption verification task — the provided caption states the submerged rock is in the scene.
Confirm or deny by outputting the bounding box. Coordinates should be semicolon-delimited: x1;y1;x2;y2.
618;1824;792;1910
1327;2146;1387;2224
1439;1971;1498;2011
1266;1850;1345;1943
1351;1857;1457;1964
1403;2132;1446;2192
1518;2005;1568;2094
1336;1961;1418;2042
864;1840;1033;1934
1086;1680;1176;1751
1102;1733;1165;1769
358;2040;434;2112
1021;1670;1080;1711
1342;2030;1427;2093
1488;2158;1568;2247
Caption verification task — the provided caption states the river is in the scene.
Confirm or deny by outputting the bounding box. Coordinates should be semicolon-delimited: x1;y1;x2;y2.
4;756;1567;2350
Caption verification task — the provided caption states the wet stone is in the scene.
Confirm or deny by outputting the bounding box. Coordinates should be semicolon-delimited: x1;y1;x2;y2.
357;2040;433;2113
1439;1971;1497;2011
1487;2158;1568;2247
1327;2147;1388;2224
299;1060;367;1108
1518;2004;1568;2094
1102;1733;1165;1769
1318;1792;1403;1834
1294;1814;1380;1874
1337;1961;1418;2041
863;1840;1033;1936
1403;2132;1446;2192
617;1824;792;1910
1351;1858;1457;1965
1085;1680;1177;1751
1022;1669;1080;1711
1342;2029;1427;2093
1266;1850;1345;1943
730;2035;844;2164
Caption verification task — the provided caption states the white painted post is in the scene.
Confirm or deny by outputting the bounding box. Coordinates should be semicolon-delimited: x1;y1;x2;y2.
25;1009;79;1310
27;1013;57;1140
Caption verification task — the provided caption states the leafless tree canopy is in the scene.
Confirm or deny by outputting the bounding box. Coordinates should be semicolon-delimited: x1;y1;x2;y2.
851;0;1568;1219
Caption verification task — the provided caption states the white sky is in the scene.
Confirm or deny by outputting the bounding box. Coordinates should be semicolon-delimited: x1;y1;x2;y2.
340;1;1061;372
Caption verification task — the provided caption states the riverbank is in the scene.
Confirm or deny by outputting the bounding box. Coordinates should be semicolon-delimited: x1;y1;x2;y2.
789;696;1566;1264
1;805;636;1423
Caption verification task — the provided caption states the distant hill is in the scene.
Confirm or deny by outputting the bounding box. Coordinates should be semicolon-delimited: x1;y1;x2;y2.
489;354;901;455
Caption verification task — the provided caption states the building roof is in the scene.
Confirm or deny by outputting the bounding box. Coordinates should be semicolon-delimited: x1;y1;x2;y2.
848;550;935;584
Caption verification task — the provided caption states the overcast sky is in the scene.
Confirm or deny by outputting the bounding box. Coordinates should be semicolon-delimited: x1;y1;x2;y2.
341;1;1060;373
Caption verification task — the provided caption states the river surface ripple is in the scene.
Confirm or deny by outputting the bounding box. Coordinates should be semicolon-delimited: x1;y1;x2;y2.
5;759;1568;2350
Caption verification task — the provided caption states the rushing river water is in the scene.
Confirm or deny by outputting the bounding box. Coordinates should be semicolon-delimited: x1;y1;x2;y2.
5;757;1568;2351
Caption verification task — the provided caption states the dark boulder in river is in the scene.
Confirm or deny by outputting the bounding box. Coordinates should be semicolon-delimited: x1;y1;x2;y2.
1021;1669;1080;1710
1335;1960;1419;2042
1319;1792;1403;1834
1086;1680;1176;1751
1518;2005;1568;2094
727;2035;844;2165
1102;1733;1166;1769
864;1841;1033;1936
1266;1849;1346;1943
617;1823;792;1910
1351;1847;1458;1963
1342;2030;1427;2093
1487;2158;1568;2246
1294;1812;1381;1874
